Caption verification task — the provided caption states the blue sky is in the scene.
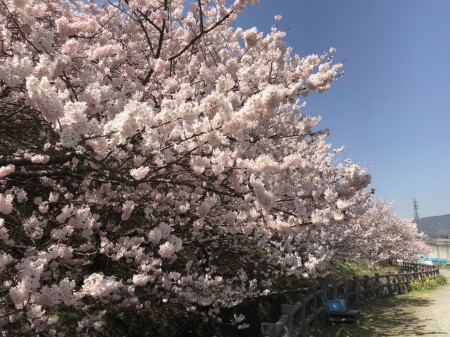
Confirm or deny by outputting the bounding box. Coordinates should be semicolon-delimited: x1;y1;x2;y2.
235;0;450;218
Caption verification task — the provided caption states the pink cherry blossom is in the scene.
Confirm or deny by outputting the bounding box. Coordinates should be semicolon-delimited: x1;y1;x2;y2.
158;241;176;259
130;166;150;180
0;194;13;214
0;164;15;178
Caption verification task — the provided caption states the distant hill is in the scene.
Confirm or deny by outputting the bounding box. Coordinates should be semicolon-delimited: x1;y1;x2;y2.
418;214;450;237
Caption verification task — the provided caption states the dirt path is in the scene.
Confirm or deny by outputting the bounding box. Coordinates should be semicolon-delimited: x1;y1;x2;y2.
364;268;450;336
316;268;450;336
406;268;450;336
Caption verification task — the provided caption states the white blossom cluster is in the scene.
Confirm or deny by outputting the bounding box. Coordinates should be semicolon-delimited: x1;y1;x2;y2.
26;76;64;123
0;164;15;178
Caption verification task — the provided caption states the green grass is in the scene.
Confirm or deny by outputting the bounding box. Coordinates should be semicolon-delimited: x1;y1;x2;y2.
321;260;399;284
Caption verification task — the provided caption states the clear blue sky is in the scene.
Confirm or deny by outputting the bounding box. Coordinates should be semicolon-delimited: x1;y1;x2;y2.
235;0;450;218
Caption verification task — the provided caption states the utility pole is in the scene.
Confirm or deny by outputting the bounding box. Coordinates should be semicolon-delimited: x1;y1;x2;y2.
413;198;420;225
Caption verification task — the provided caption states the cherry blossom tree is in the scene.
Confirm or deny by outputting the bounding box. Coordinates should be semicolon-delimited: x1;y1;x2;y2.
0;0;375;334
330;199;427;267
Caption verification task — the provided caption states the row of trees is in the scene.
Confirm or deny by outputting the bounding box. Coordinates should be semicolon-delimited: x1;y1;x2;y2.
0;0;426;335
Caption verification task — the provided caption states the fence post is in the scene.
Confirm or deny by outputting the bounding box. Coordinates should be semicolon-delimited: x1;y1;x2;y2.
403;274;409;293
394;273;400;294
281;304;293;334
353;276;360;305
375;273;381;298
299;294;306;337
261;322;275;337
332;283;338;299
405;273;412;292
386;273;393;295
363;275;369;301
399;274;405;293
320;287;327;319
343;282;348;303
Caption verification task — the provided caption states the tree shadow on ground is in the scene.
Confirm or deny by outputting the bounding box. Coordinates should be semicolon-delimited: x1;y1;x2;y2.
314;294;448;337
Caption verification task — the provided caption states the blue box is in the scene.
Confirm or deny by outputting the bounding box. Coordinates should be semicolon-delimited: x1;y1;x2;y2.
326;299;348;313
